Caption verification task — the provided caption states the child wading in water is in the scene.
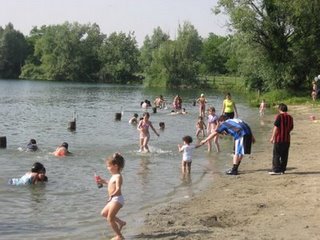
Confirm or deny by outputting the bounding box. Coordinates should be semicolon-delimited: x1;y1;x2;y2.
196;116;207;138
137;112;159;152
259;99;266;117
178;136;200;174
207;107;220;152
96;153;126;240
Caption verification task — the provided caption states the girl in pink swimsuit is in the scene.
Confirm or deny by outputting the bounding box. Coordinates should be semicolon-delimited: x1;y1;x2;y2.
207;107;220;152
137;112;159;152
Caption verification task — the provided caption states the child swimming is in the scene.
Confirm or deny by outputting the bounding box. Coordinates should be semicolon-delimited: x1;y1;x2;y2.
53;142;71;157
9;162;48;186
26;139;38;152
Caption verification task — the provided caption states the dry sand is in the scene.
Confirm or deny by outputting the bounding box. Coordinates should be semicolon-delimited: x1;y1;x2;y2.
136;105;320;240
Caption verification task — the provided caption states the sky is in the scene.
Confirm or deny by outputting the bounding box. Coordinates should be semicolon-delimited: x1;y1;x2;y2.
0;0;229;46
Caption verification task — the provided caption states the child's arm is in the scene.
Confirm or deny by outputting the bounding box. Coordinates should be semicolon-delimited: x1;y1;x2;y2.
150;123;160;136
137;120;142;130
178;144;184;152
96;175;108;185
201;131;218;144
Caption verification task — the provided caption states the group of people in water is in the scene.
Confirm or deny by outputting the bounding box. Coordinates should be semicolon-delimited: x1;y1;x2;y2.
7;91;294;240
132;92;243;175
9;140;71;187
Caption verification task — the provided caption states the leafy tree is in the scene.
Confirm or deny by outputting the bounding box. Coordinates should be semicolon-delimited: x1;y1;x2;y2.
0;23;29;79
145;22;203;87
98;32;140;83
201;33;228;75
21;22;104;81
215;0;320;91
139;27;170;70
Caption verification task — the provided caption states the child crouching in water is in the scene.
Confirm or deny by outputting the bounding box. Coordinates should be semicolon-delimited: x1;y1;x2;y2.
9;162;47;185
178;136;201;174
96;153;126;240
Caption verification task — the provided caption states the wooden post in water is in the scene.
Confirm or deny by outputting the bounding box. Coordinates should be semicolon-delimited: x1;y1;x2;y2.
68;119;76;131
0;136;7;148
68;111;76;131
115;113;122;121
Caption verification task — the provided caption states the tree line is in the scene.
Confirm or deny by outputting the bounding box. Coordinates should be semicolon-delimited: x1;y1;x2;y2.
0;21;236;88
1;0;320;92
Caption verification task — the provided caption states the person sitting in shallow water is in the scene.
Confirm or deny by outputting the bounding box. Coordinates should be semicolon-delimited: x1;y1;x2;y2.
129;113;139;124
53;142;71;157
8;162;48;186
26;139;38;152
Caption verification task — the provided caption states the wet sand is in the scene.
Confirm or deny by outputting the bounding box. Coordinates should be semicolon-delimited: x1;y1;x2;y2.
136;105;320;240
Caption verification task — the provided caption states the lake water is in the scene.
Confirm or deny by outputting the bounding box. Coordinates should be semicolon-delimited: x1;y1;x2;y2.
0;80;271;239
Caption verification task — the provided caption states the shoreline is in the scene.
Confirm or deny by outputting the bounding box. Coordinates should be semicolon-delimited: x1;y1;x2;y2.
135;105;320;240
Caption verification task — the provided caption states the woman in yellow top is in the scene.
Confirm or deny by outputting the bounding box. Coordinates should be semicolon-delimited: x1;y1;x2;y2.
222;92;238;119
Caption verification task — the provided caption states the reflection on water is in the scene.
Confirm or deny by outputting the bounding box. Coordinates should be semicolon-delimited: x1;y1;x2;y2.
0;80;271;239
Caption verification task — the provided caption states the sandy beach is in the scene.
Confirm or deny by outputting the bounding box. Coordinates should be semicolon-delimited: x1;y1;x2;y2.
136;105;320;240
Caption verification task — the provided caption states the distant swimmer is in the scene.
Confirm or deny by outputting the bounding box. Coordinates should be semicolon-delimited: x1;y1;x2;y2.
53;142;71;157
26;139;38;152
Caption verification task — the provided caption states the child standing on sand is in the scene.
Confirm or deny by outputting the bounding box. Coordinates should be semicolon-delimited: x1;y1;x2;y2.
97;153;126;240
178;136;200;174
137;112;160;152
196;116;207;138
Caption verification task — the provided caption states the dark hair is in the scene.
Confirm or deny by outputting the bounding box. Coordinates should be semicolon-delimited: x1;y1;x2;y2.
107;152;125;170
61;142;69;149
159;122;165;127
182;135;193;144
134;113;138;118
27;139;38;151
278;103;288;112
218;114;228;122
31;162;45;173
143;112;150;117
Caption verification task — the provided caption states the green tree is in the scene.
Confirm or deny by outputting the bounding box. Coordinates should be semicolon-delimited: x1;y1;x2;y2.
98;32;140;83
145;22;202;87
201;33;228;75
139;27;170;70
21;22;104;81
215;0;320;91
0;23;29;79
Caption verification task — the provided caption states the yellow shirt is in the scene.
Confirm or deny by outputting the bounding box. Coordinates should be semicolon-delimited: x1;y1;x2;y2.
223;99;235;113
